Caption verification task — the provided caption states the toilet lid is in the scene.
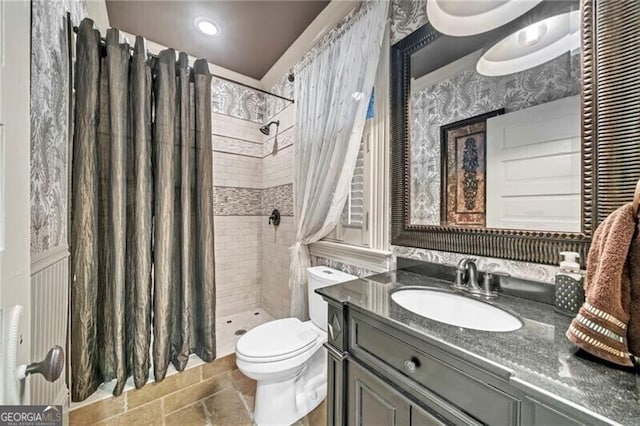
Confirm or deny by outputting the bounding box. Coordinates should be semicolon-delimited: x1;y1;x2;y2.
236;318;318;361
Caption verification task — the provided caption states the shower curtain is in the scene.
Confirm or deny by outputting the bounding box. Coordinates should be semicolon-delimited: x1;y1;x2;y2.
70;18;215;402
289;1;388;319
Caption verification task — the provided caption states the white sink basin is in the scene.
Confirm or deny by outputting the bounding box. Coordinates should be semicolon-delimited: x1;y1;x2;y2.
391;288;522;332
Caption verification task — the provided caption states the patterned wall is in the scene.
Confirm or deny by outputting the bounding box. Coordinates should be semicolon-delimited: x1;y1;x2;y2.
410;53;581;224
393;246;558;284
211;77;266;123
390;0;428;44
30;0;88;255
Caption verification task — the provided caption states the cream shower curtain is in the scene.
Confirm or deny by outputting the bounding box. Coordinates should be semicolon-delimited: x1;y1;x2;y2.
70;18;215;401
289;2;388;318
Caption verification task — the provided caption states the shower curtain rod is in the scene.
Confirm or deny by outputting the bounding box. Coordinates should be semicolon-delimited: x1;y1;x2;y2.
71;25;295;105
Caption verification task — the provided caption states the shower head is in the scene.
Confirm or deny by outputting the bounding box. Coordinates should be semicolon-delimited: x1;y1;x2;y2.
23;346;64;382
259;120;280;136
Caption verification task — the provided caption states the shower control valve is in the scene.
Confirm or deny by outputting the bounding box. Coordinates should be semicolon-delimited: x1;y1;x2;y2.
268;209;281;226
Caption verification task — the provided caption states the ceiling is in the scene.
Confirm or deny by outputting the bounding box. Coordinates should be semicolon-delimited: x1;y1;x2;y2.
106;0;330;80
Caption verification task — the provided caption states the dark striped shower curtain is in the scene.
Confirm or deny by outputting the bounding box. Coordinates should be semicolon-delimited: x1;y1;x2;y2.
70;18;216;402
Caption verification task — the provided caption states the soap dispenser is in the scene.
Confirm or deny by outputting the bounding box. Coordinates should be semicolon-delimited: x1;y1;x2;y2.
554;251;585;316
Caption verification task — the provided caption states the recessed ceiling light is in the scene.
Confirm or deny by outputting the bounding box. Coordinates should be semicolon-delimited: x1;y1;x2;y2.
427;0;542;37
518;22;548;47
194;17;220;37
476;11;580;77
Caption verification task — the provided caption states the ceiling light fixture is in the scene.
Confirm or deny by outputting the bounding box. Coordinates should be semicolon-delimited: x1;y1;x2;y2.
476;10;580;77
426;0;542;37
194;17;220;37
518;21;547;46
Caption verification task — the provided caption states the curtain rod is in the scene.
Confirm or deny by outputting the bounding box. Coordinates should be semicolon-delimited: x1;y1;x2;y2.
71;25;295;105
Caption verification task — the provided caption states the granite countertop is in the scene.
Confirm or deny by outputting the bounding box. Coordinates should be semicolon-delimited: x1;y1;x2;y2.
317;269;640;426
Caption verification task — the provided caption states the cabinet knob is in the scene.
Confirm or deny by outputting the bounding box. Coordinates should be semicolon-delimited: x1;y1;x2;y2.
404;359;417;373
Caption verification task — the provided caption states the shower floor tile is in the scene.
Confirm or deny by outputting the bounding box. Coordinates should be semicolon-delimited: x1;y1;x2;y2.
216;308;275;357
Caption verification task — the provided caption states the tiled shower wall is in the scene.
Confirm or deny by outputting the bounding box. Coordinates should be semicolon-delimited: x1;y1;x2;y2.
212;110;264;318
260;99;295;319
212;79;296;320
210;78;265;319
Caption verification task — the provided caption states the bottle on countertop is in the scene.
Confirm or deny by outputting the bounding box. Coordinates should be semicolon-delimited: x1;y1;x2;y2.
554;251;585;316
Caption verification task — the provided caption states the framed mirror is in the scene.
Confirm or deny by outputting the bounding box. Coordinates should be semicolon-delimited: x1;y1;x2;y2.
391;0;640;266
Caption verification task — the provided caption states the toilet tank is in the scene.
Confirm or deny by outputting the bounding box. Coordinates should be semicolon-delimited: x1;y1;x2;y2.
307;267;357;330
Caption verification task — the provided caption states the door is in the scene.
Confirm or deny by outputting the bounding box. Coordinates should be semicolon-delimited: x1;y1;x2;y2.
485;95;581;232
347;360;446;426
348;360;411;426
0;0;33;405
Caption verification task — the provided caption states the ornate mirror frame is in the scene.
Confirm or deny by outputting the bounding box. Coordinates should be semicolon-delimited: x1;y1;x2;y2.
390;0;640;266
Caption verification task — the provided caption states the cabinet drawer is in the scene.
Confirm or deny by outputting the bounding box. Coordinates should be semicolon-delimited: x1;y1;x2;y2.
350;314;520;426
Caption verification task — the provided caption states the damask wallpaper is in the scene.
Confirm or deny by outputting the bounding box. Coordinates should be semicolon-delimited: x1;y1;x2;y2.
31;0;88;256
211;77;266;123
410;53;580;225
390;0;428;44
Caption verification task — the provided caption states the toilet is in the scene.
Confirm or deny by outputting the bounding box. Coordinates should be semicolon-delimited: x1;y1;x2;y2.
235;266;357;425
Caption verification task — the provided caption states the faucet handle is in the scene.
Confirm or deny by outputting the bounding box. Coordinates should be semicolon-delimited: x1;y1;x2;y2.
480;272;499;298
453;267;467;290
482;272;494;291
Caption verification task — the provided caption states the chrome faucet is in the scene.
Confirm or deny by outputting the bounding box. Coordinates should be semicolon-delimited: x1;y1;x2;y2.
453;258;499;298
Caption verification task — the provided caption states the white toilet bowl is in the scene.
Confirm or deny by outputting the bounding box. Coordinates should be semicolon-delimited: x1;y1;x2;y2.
236;318;327;426
235;267;357;425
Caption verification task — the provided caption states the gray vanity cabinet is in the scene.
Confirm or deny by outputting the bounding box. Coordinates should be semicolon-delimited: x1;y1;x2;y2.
324;302;603;426
346;358;445;426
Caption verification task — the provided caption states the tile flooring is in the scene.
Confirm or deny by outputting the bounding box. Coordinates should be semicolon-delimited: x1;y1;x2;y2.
166;367;326;426
70;309;326;425
69;354;326;425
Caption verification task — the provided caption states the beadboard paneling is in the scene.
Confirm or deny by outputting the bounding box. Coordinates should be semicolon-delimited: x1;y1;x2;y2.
30;252;69;405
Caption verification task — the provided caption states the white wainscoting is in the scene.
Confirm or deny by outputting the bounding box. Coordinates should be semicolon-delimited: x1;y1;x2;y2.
30;246;69;405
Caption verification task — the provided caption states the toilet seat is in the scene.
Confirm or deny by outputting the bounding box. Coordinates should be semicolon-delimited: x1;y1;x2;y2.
236;318;321;363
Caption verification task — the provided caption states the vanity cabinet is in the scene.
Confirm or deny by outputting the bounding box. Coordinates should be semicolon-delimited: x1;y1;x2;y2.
347;358;445;426
324;302;610;426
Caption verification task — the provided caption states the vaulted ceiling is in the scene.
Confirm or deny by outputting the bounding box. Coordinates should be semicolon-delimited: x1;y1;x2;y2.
106;0;330;80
